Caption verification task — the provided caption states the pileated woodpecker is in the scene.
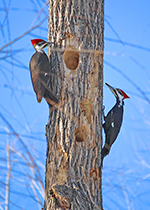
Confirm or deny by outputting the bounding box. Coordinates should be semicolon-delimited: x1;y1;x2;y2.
29;39;58;107
101;83;129;166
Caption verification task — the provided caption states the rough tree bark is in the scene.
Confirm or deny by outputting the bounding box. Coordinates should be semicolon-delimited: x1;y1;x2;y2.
45;0;104;209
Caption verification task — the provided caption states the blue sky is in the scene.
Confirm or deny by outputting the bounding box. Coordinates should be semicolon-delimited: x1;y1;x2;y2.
0;0;150;209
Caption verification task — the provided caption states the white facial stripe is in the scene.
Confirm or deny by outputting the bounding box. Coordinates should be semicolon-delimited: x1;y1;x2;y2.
116;89;124;100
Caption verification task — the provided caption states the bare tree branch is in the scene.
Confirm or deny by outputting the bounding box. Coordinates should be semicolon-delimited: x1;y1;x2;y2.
0;16;48;52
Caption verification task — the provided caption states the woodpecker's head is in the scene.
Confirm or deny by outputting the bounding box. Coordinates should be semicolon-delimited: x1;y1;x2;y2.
31;39;54;52
106;83;130;101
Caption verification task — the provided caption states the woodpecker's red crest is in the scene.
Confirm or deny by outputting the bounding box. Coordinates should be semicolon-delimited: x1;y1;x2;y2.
31;39;46;46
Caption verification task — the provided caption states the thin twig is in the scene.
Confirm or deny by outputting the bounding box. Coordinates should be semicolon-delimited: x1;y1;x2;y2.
6;145;11;210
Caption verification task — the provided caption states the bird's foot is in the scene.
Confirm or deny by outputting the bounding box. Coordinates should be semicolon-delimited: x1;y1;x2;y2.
101;105;105;113
101;105;105;120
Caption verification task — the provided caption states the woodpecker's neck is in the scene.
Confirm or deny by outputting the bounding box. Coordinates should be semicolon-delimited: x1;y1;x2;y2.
116;97;124;107
34;45;45;53
37;49;44;53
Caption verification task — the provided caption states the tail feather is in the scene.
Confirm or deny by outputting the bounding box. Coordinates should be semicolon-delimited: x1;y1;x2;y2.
38;77;59;106
101;155;104;168
101;146;110;167
44;88;59;104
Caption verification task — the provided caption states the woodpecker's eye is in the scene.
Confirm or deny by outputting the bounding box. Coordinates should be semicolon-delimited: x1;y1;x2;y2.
38;41;45;46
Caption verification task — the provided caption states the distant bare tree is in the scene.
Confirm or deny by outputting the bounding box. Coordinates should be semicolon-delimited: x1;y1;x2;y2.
45;0;104;209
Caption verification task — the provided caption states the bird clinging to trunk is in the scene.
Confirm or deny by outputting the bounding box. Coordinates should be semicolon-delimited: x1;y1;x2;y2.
29;38;59;107
101;83;129;167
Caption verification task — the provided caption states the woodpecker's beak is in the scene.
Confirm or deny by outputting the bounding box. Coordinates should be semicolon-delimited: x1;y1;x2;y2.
105;83;117;98
47;42;55;46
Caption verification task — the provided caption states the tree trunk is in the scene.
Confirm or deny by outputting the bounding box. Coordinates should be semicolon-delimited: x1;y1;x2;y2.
45;0;104;209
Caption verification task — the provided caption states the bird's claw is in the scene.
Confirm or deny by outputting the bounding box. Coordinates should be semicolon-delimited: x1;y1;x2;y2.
101;105;105;113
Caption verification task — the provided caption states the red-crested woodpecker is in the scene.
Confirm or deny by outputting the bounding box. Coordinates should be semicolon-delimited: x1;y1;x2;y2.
101;83;129;166
29;39;58;107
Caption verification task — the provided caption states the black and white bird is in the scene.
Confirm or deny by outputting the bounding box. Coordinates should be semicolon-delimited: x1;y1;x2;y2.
101;83;129;166
29;39;58;107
